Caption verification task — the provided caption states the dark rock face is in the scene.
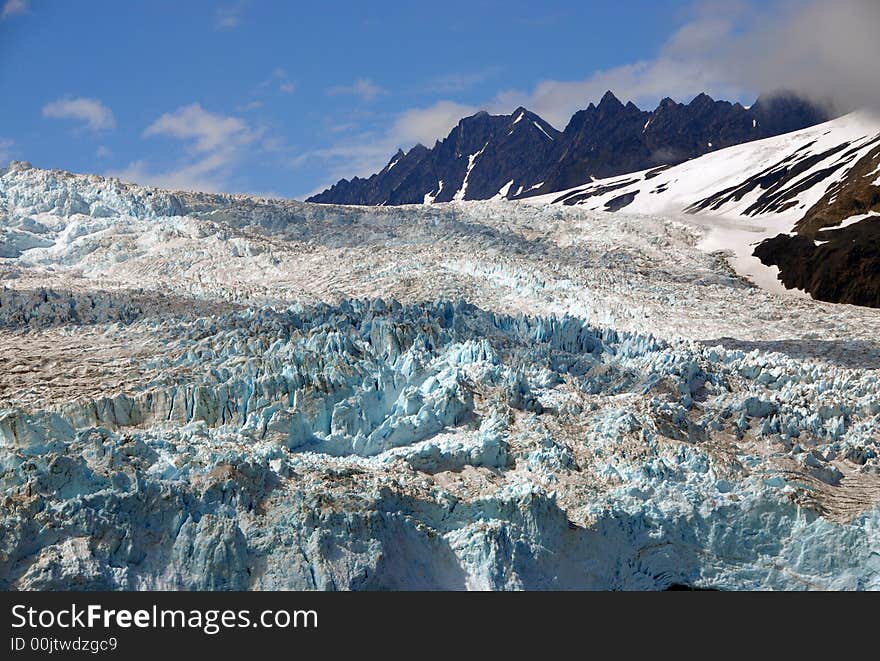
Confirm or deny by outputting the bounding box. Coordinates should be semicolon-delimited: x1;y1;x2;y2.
748;93;830;139
308;108;560;205
753;139;880;308
754;222;880;308
308;91;829;205
794;138;880;235
310;144;432;206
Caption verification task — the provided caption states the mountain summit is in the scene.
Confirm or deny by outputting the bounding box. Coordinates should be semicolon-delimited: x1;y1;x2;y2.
309;106;560;205
308;91;829;205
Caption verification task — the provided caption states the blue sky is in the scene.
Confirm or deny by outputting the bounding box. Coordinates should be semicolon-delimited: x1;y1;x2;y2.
0;0;855;199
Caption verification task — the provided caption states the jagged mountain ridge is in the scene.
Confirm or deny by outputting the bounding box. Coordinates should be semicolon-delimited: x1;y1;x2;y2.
308;91;829;205
311;107;560;205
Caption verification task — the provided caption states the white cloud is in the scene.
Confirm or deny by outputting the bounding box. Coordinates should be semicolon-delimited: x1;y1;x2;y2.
292;100;477;184
327;122;357;134
489;57;738;128
236;100;264;112
388;101;477;148
109;104;259;193
714;0;880;113
1;0;28;19
0;138;14;164
289;142;393;183
260;135;287;153
214;3;244;31
251;68;295;98
108;155;230;193
327;78;388;102
270;67;295;94
96;145;112;159
144;103;253;153
487;0;880;124
42;97;116;131
424;69;497;94
484;6;750;126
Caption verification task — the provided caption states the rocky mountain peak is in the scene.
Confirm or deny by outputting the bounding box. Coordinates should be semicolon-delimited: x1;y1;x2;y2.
688;92;716;110
597;90;625;111
656;97;680;112
308;90;831;205
461;110;491;125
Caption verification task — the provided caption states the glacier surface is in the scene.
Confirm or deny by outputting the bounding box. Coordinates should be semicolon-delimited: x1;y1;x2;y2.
1;161;879;590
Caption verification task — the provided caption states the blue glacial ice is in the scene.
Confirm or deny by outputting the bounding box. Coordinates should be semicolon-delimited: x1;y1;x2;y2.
1;162;880;590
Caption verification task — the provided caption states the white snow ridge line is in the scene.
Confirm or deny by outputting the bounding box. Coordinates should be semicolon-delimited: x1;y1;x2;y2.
453;142;488;201
533;120;554;140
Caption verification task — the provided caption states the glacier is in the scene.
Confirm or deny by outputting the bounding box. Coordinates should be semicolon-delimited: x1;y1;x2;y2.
1;160;880;590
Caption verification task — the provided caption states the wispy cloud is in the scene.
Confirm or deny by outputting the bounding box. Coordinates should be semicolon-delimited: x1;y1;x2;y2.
0;138;14;164
327;78;388;102
327;122;357;134
292;100;477;188
1;0;28;20
42;97;116;131
214;2;245;31
263;67;295;94
241;67;296;110
510;11;571;27
109;157;230;193
234;69;296;115
486;5;750;126
143;103;253;152
424;69;497;94
711;0;880;113
236;100;264;112
110;103;259;192
96;145;112;159
489;57;736;128
487;0;880;125
388;101;476;147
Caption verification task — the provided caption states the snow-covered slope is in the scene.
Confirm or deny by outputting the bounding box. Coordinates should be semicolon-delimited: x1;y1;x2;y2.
2;162;880;590
532;112;879;220
530;112;880;305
